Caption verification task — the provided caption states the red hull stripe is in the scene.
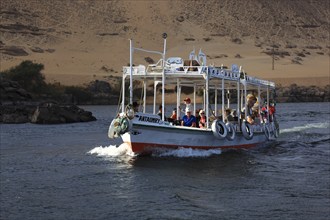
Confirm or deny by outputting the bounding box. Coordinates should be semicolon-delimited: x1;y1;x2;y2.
124;142;258;154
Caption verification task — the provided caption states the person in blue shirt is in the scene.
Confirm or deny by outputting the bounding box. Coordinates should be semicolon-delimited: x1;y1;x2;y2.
181;108;196;127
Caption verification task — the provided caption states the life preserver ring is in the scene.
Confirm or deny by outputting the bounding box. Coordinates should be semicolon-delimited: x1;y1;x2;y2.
119;116;132;134
125;104;135;119
108;118;117;139
263;123;271;140
225;122;236;141
110;116;132;137
211;120;227;139
241;121;254;140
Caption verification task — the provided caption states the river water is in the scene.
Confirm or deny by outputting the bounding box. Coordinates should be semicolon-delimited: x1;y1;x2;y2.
1;103;329;220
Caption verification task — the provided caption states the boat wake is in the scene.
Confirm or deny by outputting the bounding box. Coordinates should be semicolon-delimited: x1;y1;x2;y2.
152;147;222;158
88;144;222;158
88;143;135;157
280;122;329;134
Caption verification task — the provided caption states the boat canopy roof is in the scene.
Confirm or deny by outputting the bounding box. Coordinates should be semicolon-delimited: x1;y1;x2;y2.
123;57;275;90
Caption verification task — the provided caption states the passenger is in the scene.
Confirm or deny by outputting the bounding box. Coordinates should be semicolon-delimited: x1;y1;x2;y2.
224;108;234;123
198;109;207;128
195;108;201;125
262;101;276;122
132;101;139;112
179;97;192;114
231;110;238;121
181;108;196;127
157;105;166;120
169;108;177;120
269;102;276;119
245;94;257;124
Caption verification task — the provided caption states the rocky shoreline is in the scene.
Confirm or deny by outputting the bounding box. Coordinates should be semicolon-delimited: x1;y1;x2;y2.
1;78;329;124
1;80;96;124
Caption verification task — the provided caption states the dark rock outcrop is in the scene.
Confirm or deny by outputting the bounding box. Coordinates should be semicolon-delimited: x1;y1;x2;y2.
30;103;96;124
0;45;29;56
0;79;97;124
276;84;330;102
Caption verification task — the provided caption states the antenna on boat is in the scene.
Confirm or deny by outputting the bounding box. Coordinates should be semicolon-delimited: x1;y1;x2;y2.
129;39;133;105
162;33;167;67
161;33;167;121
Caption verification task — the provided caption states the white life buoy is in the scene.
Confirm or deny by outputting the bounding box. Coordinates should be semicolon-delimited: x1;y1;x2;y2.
211;120;228;139
125;105;135;119
241;121;254;140
226;122;236;141
108;118;117;139
117;116;132;134
109;116;132;138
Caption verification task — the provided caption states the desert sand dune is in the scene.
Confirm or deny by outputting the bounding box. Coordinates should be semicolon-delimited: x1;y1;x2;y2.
1;0;329;86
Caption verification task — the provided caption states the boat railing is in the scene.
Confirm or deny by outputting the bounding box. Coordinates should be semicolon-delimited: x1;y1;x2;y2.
244;75;275;88
164;66;208;75
123;64;275;88
208;67;240;81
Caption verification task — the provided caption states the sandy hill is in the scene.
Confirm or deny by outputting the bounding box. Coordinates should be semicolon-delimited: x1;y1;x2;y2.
1;0;329;86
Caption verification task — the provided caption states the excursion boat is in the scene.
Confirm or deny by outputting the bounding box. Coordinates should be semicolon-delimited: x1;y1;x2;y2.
108;34;279;155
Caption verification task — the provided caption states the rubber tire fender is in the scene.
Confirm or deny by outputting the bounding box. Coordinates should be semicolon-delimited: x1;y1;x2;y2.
263;123;271;140
225;122;236;141
211;119;228;139
241;121;254;140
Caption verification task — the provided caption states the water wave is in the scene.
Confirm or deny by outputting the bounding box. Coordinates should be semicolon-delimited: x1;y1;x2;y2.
153;147;222;158
281;122;329;134
88;144;222;158
88;143;134;157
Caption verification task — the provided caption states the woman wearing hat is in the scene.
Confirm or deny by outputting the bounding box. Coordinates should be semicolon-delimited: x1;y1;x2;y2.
198;109;207;128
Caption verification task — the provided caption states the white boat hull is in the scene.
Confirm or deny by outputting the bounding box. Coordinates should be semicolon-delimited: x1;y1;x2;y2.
121;119;268;154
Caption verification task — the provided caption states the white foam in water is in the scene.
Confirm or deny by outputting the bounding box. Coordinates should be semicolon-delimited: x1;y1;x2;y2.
281;122;329;133
88;143;134;157
155;147;222;157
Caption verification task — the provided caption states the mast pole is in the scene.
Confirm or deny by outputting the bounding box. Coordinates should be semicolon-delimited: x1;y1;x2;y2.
129;39;133;105
222;78;225;122
161;33;167;121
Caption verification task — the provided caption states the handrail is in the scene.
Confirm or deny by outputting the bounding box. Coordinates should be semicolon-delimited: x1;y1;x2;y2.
123;64;275;88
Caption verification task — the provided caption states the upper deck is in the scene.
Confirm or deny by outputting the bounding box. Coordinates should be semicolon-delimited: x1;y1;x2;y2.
122;58;275;89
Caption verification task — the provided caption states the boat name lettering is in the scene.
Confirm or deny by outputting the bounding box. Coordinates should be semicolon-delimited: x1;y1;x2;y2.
138;116;161;123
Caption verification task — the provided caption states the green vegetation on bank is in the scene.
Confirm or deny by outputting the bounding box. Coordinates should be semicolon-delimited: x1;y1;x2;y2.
1;61;329;104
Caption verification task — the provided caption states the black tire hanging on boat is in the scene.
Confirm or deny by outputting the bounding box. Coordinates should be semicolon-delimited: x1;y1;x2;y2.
274;121;280;138
211;119;228;139
263;123;271;140
241;121;254;140
225;122;236;141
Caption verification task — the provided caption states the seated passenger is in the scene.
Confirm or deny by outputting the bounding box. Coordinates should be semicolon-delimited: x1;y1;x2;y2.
181;108;196;127
195;108;201;125
224;108;234;123
231;110;239;122
198;110;207;128
157;105;166;120
169;108;177;120
133;101;139;112
168;108;181;125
